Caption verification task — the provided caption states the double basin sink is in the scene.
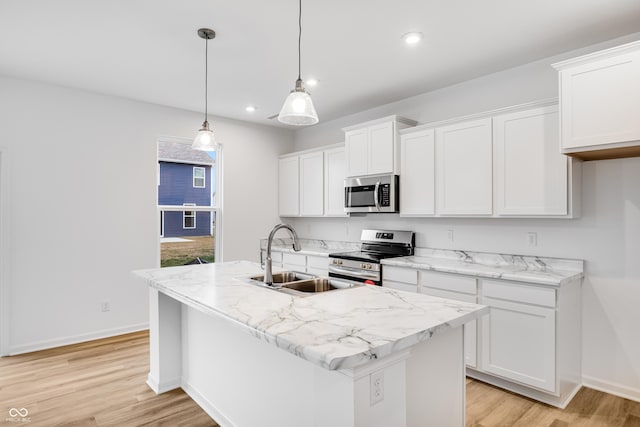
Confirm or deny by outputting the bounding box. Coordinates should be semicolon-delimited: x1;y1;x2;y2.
243;271;360;297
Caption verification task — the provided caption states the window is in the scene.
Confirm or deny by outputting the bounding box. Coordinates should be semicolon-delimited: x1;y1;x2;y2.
158;137;220;268
183;203;196;229
193;167;205;188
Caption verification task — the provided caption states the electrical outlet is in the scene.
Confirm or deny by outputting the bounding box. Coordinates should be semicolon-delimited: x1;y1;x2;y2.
526;232;537;247
101;300;110;312
447;229;454;242
370;370;384;405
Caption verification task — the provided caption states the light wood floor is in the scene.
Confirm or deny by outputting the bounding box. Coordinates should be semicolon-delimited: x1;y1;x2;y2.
1;331;639;427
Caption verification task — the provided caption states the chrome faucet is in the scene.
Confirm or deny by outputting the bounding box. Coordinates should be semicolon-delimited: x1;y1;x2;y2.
264;223;301;286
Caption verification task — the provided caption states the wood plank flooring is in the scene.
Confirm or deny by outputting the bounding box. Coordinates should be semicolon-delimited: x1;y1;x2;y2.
0;331;217;426
1;331;638;426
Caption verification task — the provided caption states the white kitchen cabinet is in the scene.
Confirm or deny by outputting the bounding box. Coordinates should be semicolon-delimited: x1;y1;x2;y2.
282;252;306;271
278;156;299;216
480;294;556;392
419;271;477;368
493;106;568;216
400;128;435;216
420;286;478;368
436;118;493;215
343;116;416;177
553;40;640;160
324;146;347;217
306;255;329;276
299;151;324;216
278;143;346;218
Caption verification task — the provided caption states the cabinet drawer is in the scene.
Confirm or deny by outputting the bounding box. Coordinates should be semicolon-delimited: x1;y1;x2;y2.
419;286;476;304
419;271;476;295
383;280;418;293
282;253;306;267
383;266;418;284
307;255;328;270
483;279;556;308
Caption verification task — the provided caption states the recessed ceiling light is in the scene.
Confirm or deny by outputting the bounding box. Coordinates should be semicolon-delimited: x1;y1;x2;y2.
306;78;318;87
402;32;423;45
245;105;257;112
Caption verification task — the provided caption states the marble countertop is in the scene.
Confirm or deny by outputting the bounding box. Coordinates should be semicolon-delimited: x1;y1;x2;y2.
382;248;584;287
135;261;488;371
260;238;360;257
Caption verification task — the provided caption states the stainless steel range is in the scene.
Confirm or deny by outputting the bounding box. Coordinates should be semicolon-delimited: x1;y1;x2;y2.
329;229;415;286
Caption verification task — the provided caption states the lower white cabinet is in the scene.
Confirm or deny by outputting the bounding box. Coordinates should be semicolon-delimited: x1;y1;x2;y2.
382;264;582;407
306;255;329;277
282;252;307;271
480;295;555;392
264;251;329;276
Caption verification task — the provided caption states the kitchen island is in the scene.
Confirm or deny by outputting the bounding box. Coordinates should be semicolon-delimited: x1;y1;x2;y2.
135;261;488;427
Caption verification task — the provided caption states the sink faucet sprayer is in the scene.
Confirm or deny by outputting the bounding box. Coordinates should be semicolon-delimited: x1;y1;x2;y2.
264;223;301;286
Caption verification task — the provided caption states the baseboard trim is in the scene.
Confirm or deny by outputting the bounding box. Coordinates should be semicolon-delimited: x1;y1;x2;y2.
8;323;149;355
582;375;640;403
146;374;181;394
182;381;235;427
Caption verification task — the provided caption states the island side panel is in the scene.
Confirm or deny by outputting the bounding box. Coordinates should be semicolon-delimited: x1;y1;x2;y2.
147;288;183;393
406;326;465;427
180;304;410;427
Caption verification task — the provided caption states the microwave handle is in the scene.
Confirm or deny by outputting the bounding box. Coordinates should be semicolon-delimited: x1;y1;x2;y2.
374;181;381;211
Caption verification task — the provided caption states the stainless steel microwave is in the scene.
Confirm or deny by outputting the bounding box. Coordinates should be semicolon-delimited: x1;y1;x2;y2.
344;174;399;213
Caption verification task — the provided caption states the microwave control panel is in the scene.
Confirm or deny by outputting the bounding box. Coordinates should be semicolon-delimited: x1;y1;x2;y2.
380;184;390;206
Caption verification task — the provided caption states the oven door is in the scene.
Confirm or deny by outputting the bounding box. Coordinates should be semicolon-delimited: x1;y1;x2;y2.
328;263;381;286
344;174;398;213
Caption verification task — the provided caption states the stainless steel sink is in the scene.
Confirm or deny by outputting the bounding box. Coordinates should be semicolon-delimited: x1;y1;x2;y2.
248;271;315;284
241;271;360;297
281;278;354;293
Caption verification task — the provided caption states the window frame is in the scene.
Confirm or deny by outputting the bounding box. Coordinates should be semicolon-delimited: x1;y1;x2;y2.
183;203;196;229
193;166;206;188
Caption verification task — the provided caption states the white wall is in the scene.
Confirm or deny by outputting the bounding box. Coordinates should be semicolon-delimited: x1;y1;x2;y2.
0;76;293;354
290;33;640;400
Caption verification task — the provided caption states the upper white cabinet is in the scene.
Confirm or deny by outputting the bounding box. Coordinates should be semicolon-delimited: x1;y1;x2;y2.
343;116;417;177
279;143;346;217
436;118;493;215
278;156;299;216
553;40;640;160
299;151;324;216
400;101;580;218
493;105;569;216
324;146;348;217
400;129;435;216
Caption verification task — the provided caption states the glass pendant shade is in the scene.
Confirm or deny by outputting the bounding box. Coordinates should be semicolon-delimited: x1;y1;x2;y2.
192;121;217;151
278;79;319;126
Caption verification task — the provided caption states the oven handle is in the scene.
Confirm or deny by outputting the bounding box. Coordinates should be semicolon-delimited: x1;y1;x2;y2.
374;181;381;211
328;265;379;279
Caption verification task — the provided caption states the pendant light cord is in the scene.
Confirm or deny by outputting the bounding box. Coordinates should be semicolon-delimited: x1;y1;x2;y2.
204;34;209;122
298;0;302;81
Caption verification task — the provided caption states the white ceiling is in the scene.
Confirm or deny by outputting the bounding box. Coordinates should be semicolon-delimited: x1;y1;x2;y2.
2;0;640;128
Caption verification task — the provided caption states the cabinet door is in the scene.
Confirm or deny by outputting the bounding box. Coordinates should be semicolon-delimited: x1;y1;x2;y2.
324;147;348;217
436;118;493;215
368;121;394;175
480;297;556;392
345;128;368;177
420;286;477;368
299;152;324;216
560;50;640;149
400;129;435;216
494;106;567;215
278;156;299;216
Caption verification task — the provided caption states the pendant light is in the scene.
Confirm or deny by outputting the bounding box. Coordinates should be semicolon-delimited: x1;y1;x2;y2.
192;28;218;151
278;0;319;126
